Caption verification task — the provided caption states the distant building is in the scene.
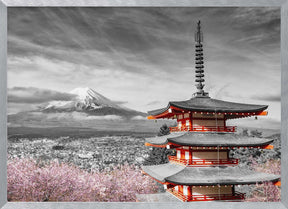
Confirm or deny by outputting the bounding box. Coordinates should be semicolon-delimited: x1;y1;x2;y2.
141;21;280;202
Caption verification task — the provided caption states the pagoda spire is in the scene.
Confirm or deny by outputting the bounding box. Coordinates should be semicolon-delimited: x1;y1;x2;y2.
194;20;209;97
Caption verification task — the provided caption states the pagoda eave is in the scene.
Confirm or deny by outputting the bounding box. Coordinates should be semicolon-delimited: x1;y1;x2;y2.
167;139;274;148
145;142;273;150
147;108;268;120
147;105;186;119
142;163;280;186
165;179;281;186
147;97;268;120
145;133;274;149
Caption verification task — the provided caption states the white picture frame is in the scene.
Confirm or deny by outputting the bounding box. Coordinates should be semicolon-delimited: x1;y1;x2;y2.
1;0;287;209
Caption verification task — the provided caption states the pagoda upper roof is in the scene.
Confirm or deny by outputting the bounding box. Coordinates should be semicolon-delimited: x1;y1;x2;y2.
142;162;280;185
148;96;268;116
145;132;273;147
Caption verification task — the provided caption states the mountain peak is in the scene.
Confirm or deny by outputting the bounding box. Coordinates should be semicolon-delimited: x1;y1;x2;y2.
70;87;96;99
69;87;119;108
40;87;146;117
70;87;91;92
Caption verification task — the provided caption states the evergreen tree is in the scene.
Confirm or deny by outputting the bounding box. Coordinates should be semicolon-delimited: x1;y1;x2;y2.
143;124;173;165
250;130;262;138
242;128;249;136
158;124;170;136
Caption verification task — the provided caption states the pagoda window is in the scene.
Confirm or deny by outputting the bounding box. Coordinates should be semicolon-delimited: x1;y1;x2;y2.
183;185;189;196
178;121;182;128
178;114;183;120
184;113;190;118
185;151;190;160
177;150;181;159
174;185;179;191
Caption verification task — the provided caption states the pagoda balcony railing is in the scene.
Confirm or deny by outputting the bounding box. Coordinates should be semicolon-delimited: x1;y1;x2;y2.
168;156;239;166
167;189;245;202
169;126;236;133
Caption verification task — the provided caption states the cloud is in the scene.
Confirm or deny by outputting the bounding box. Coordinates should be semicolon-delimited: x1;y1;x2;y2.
30;111;124;121
8;8;279;76
254;94;281;102
7;7;280;116
146;100;161;106
131;115;147;120
111;100;128;105
85;114;123;120
8;87;76;104
230;116;280;130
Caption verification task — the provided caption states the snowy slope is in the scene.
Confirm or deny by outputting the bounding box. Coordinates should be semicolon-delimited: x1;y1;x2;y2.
41;87;146;117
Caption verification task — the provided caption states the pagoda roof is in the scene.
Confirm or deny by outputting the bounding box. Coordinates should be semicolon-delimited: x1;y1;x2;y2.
148;96;268;116
145;132;273;147
142;163;280;185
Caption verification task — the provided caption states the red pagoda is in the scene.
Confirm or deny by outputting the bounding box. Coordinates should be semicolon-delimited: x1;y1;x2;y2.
142;21;280;202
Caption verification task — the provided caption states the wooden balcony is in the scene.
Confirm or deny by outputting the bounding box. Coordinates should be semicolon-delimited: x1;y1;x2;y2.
167;189;245;202
169;126;236;133
168;156;239;166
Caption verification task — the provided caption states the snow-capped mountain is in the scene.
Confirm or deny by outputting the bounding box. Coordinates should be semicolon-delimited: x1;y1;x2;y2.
70;87;122;109
41;87;146;117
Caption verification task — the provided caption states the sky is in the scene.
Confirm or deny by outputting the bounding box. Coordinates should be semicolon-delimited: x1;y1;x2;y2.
7;7;281;129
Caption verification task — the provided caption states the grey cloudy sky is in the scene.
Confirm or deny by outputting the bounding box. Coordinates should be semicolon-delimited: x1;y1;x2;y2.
7;7;280;129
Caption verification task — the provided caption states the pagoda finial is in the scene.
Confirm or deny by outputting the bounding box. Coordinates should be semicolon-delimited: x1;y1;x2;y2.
194;20;209;97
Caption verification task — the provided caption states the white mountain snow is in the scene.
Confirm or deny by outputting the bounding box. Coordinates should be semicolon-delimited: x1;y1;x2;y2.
41;87;146;117
70;87;121;109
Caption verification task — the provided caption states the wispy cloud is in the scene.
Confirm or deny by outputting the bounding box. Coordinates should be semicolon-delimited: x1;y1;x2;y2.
45;112;124;121
254;94;281;102
8;87;76;104
131;115;147;120
146;100;161;106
